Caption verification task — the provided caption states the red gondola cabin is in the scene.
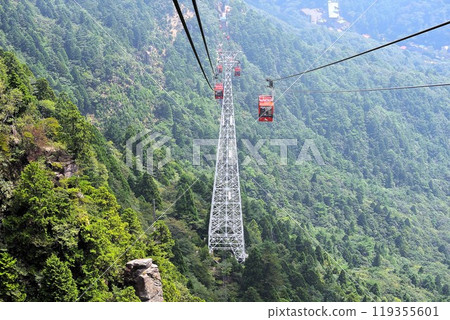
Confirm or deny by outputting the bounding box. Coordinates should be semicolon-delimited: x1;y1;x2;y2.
217;65;223;74
234;66;241;77
215;83;224;99
258;95;274;122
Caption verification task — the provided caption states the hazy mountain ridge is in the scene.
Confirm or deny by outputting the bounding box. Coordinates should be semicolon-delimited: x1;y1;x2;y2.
245;0;450;50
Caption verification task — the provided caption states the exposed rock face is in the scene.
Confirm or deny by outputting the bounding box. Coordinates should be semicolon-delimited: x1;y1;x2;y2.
125;258;163;302
63;161;78;178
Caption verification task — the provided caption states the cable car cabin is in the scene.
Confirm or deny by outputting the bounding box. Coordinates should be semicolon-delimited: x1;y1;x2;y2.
234;66;241;77
258;95;274;122
217;65;223;74
215;83;224;100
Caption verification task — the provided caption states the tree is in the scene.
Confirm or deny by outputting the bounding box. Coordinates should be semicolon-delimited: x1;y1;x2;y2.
0;252;26;301
41;254;78;301
370;283;380;296
315;246;325;264
149;221;175;259
242;243;287;301
33;78;56;101
395;235;407;256
174;182;198;224
242;287;263;302
304;267;323;289
372;252;382;267
303;193;312;206
121;208;143;235
3;162;55;264
135;172;162;209
442;284;449;296
0;87;22;124
55;94;92;157
154;98;173;121
357;213;368;227
338;270;347;284
113;286;140;302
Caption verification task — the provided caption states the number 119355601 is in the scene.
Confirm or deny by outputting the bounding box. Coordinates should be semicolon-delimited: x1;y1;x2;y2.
373;306;439;317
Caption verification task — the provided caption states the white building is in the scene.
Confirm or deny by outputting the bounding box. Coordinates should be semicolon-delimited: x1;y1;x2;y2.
328;0;340;19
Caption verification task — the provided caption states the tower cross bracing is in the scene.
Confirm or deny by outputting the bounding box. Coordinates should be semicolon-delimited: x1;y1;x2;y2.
208;51;246;262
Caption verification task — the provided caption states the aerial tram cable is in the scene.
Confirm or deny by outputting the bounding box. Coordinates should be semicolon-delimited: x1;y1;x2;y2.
192;0;215;75
299;83;450;95
271;20;450;82
172;0;213;90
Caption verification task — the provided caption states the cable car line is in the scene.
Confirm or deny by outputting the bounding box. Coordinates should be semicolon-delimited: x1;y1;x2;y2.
172;0;213;90
271;20;450;82
192;0;215;74
300;83;450;95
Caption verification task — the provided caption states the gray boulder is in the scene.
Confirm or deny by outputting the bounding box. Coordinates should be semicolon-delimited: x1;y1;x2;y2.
125;258;164;302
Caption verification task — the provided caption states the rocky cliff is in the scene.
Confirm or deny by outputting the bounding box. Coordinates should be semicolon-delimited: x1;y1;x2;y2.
125;259;164;302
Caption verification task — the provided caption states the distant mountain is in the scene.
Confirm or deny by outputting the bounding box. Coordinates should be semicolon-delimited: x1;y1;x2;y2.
245;0;450;50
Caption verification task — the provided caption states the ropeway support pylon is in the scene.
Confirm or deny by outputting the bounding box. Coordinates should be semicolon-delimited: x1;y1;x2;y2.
208;51;246;262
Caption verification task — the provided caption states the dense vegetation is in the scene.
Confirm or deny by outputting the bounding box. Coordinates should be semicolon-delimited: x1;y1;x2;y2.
0;0;449;302
246;0;450;50
0;50;199;301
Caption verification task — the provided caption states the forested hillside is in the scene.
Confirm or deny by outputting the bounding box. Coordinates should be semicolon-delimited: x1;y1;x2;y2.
246;0;450;50
0;0;449;302
0;49;205;301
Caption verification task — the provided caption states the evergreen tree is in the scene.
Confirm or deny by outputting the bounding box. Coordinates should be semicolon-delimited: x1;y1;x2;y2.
3;162;55;264
338;270;347;284
113;286;140;302
372;252;382;267
149;221;175;259
0;252;26;302
55;94;92;157
370;283;381;296
315;246;325;264
174;182;198;223
33;78;56;101
242;287;263;302
41;254;78;302
242;243;287;301
442;284;449;296
135;172;162;209
121;208;143;235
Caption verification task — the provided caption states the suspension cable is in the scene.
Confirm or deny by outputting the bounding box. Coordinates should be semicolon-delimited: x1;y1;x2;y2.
272;21;450;82
172;0;213;90
192;0;215;74
300;83;450;94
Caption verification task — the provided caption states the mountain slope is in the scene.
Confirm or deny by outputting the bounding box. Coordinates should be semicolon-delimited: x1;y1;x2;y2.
0;49;200;302
0;0;449;301
245;0;450;49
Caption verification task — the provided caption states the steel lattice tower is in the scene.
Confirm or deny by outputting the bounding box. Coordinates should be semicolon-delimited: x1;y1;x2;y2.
208;51;246;262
